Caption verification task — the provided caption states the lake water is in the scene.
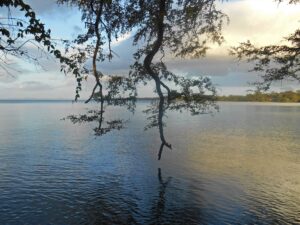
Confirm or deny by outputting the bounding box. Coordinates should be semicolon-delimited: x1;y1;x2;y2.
0;101;299;225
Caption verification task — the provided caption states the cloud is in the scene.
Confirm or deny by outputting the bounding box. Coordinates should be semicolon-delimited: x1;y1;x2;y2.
220;0;300;46
165;55;252;77
0;74;16;83
73;25;83;34
0;0;72;18
18;0;83;40
18;81;54;91
0;41;61;80
83;36;138;76
25;0;71;15
0;55;37;82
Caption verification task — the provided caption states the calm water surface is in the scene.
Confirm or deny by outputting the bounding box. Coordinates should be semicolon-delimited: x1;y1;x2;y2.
0;101;299;225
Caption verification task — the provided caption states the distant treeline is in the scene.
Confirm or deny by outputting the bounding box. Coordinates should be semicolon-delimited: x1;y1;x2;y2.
217;90;300;102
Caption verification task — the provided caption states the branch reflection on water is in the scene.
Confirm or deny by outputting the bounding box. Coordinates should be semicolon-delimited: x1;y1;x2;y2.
151;168;172;224
64;98;136;136
83;168;172;225
144;94;218;159
64;92;218;159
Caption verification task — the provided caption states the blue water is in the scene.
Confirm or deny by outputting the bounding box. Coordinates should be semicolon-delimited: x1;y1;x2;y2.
0;101;299;224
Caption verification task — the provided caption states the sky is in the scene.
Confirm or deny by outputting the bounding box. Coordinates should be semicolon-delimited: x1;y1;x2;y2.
0;0;299;99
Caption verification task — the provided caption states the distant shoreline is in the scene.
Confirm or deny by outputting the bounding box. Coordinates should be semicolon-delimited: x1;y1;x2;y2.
0;99;299;104
1;91;299;103
217;90;300;103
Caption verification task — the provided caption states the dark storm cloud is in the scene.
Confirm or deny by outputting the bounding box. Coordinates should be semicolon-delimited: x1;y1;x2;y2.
96;37;252;78
165;55;253;77
90;36;138;76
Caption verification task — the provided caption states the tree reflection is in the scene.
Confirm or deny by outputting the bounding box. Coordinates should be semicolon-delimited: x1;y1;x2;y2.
144;93;218;160
64;93;217;159
150;168;172;225
64;98;136;136
81;167;172;225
